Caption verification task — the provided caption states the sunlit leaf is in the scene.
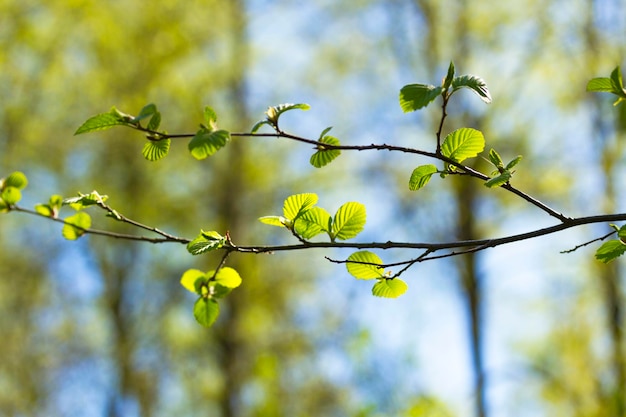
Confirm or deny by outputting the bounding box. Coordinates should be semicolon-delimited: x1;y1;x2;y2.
1;187;21;205
134;103;157;122
484;171;512;188
346;251;385;280
3;171;28;190
295;206;332;239
618;225;626;240
62;212;91;240
372;278;408;298
409;164;438;191
251;120;271;133
586;77;614;92
180;269;207;294
213;267;242;289
310;136;341;168
187;232;225;255
63;191;107;210
204;106;218;129
441;128;485;164
258;216;288;227
142;139;170;161
188;129;230;160
399;84;443;112
451;75;492;103
147;111;161;131
610;66;624;93
488;149;503;169
505;155;523;170
74;107;131;135
595;240;626;263
283;193;318;221
193;298;220;327
332;202;366;241
443;61;455;90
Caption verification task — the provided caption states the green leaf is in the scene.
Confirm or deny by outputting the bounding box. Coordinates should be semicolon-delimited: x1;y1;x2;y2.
34;195;62;217
610;66;624;93
484;171;512;188
193;298;220;327
74;107;131;135
443;61;455;90
2;171;28;190
204;106;218;129
451;75;492;103
586;77;614;92
295;206;332;239
34;204;54;216
372;278;408;298
488;149;503;169
441;128;485;164
62;212;91;240
186;232;225;255
251;120;271;133
0;198;8;213
346;251;385;280
63;191;108;210
595;240;626;263
180;269;207;294
618;225;626;241
188;129;230;160
147;111;161;131
310;135;341;168
505;155;523;170
399;84;443;112
283;193;318;221
332;202;366;241
211;284;232;299
213;267;242;289
258;216;288;227
1;187;21;205
134;103;157;122
142;139;170;161
409;164;438;191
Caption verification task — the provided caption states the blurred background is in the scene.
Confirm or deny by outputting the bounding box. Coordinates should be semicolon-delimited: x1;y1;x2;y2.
1;0;625;416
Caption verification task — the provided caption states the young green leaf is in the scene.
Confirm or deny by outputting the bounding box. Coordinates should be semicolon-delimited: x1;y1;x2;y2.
74;107;132;135
332;202;366;241
63;191;108;210
62;212;91;240
194;298;220;327
505;155;523;170
258;216;288;227
443;61;455;90
134;103;157;122
372;278;408;298
441;128;485;164
142;139;170;161
188;129;230;160
186;232;225;255
147;111;162;131
488;149;504;169
3;171;28;190
586;77;614;92
213;267;242;289
595;240;626;263
409;164;438;191
204;106;218;129
35;195;62;217
180;269;207;294
283;193;318;221
451;75;492;104
617;225;626;241
346;251;385;280
484;171;512;188
1;187;21;205
310;136;341;168
399;84;444;112
295;206;332;239
610;66;624;93
251;120;271;133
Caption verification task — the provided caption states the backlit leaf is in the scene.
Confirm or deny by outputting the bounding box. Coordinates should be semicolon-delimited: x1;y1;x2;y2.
258;216;288;227
586;77;614;92
193;298;220;327
346;251;385;280
595;240;626;263
187;232;225;255
3;171;28;190
399;84;443;112
451;75;492;103
188;129;230;160
74;107;131;135
409;164;438;191
142;139;170;161
134;103;157;122
332;202;366;241
441;128;485;164
295;206;332;239
62;212;91;240
180;269;207;294
372;278;408;298
484;171;512;188
1;187;21;205
213;267;242;289
310;136;341;168
283;193;318;221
